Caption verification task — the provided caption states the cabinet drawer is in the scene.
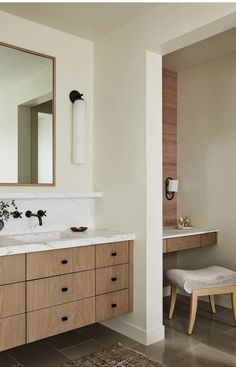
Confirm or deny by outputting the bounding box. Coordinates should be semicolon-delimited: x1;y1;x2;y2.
96;242;128;268
0;314;25;352
27;270;95;311
166;235;200;252
27;297;95;343
27;246;95;280
96;289;129;322
0;283;25;318
0;254;25;285
201;232;217;247
96;264;128;295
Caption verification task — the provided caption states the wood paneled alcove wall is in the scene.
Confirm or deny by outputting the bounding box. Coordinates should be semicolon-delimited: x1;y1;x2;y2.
163;68;178;285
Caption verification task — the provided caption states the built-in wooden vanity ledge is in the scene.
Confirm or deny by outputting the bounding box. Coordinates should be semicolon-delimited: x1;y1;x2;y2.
0;229;134;352
163;227;218;253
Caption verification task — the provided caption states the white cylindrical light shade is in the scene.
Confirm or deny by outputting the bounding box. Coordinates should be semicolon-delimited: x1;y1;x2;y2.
168;179;179;192
72;99;86;164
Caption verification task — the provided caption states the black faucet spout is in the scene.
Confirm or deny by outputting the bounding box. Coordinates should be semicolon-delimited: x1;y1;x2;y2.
25;210;46;226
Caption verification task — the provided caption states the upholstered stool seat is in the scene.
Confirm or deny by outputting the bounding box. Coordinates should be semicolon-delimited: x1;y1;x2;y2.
166;266;236;335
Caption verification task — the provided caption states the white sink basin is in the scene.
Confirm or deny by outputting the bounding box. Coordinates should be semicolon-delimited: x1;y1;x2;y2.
10;231;61;243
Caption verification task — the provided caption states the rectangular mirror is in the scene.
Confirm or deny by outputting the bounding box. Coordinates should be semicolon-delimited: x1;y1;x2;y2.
0;42;55;186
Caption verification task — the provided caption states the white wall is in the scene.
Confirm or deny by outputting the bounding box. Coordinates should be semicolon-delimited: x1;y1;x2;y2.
0;10;93;191
177;53;236;305
94;2;236;345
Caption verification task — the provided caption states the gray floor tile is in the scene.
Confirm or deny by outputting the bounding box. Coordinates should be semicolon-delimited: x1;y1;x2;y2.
45;330;89;351
133;342;193;367
224;327;236;337
78;322;137;347
179;342;236;367
9;341;71;367
0;351;19;367
61;339;104;360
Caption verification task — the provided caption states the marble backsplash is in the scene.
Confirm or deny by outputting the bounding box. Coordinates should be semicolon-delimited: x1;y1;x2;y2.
0;196;96;235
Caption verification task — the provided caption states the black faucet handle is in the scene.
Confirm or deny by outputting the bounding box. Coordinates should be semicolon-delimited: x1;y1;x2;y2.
25;210;32;218
12;210;23;219
37;210;47;218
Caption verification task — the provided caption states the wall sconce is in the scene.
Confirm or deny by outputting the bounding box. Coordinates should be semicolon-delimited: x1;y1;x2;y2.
165;177;179;200
69;90;86;164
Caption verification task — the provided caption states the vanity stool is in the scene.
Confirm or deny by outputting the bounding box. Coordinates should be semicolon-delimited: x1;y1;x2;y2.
166;266;236;335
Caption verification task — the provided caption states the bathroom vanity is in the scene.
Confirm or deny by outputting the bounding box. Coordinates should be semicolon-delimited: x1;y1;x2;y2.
163;227;218;286
0;230;134;351
163;227;218;253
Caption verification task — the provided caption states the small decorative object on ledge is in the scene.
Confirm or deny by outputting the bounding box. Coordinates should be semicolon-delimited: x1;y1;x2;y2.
176;215;193;229
71;226;88;232
0;200;21;231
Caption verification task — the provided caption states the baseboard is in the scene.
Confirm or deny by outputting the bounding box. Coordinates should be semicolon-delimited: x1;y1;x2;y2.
101;317;165;346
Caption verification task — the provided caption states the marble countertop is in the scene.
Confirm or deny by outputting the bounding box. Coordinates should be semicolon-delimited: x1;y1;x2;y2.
0;229;135;256
163;227;218;239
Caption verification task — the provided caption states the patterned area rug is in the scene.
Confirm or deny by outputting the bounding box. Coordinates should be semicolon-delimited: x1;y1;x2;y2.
61;344;165;367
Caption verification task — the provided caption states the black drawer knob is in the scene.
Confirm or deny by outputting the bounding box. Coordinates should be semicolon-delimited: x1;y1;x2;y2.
111;252;117;257
61;316;68;321
62;287;68;292
111;277;117;282
111;303;117;308
61;260;68;264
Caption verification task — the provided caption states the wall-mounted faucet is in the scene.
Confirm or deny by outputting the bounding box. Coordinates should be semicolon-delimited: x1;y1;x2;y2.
25;210;47;226
12;211;22;219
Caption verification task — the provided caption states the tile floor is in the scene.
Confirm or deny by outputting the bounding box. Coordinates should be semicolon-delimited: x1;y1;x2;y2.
1;295;236;367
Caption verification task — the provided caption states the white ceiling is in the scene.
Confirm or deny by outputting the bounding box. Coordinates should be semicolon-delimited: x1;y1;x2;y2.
163;27;236;72
0;3;158;41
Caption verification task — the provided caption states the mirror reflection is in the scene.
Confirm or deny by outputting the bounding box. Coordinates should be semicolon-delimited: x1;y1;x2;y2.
0;43;54;185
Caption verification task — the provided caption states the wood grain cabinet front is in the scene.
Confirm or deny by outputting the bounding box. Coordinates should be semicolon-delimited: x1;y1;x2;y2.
201;232;217;247
0;314;25;352
0;241;133;351
0;254;25;285
26;246;95;280
0;283;25;318
96;264;129;295
96;289;129;322
27;297;95;343
166;235;201;252
96;241;128;268
164;232;218;253
27;270;95;311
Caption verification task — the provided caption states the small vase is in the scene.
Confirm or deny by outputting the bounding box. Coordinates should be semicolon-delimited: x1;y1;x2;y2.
0;220;4;231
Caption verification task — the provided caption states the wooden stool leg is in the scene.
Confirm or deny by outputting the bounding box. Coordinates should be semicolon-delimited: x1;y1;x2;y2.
169;285;177;320
188;292;198;335
209;295;216;314
231;289;236;321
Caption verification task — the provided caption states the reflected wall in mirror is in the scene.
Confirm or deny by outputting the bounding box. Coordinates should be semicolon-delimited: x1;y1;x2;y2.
0;42;55;185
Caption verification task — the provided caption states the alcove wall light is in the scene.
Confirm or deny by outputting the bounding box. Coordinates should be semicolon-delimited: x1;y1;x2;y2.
69;90;86;164
165;177;179;200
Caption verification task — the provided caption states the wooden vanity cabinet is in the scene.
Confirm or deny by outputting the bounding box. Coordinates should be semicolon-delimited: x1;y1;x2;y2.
95;241;133;322
0;254;25;285
163;232;218;253
26;245;95;280
0;254;26;351
0;240;133;351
